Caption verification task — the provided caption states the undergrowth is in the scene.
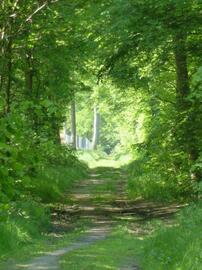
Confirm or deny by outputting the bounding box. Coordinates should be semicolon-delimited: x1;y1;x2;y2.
138;202;202;270
32;163;87;203
0;143;87;260
0;202;48;255
126;157;195;202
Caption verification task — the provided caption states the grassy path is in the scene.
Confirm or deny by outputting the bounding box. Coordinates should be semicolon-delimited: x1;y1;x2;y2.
6;166;181;270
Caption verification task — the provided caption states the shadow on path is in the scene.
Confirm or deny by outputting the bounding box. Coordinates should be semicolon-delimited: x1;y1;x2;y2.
9;166;184;270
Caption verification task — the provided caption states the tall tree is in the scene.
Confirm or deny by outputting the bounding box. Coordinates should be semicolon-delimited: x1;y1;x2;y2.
71;96;77;149
92;105;100;150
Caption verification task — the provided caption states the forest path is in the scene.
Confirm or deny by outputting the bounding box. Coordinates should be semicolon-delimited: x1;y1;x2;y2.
10;166;181;270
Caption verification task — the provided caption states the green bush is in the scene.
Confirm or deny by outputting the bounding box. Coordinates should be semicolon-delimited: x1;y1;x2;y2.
127;156;193;202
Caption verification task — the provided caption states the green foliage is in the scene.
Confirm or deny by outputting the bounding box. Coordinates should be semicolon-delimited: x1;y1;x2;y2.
0;158;86;258
33;162;87;203
72;0;201;199
139;202;202;270
0;200;49;257
127;159;181;202
0;0;90;259
0;0;201;266
60;203;202;270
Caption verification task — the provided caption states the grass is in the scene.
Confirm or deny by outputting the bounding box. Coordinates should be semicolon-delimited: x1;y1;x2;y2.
0;160;87;263
0;200;50;260
126;158;186;202
60;202;202;270
78;150;132;168
32;163;87;203
88;166;124;203
0;222;87;269
138;202;202;270
60;228;141;270
1;154;201;270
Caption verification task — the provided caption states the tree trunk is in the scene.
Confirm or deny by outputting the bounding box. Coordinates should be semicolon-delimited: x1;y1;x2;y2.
174;33;190;106
24;49;40;140
92;105;100;150
174;33;200;181
71;96;77;149
52;115;61;144
5;39;12;114
25;50;33;97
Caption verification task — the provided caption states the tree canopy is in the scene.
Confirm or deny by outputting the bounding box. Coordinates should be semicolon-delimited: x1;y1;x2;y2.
0;0;202;264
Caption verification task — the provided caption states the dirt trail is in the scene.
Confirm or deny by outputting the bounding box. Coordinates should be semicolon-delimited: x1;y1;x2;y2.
9;167;182;270
12;226;110;270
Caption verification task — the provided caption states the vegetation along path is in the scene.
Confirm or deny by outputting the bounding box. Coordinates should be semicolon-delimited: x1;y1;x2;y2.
9;166;182;270
1;1;201;269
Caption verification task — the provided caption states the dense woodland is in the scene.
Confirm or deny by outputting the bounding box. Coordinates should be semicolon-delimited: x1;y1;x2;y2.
0;0;202;269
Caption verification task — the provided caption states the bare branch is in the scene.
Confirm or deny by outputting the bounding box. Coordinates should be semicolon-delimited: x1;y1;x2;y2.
25;2;48;22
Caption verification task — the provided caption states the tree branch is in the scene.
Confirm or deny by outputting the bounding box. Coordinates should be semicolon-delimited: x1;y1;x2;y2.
25;2;48;23
154;94;175;105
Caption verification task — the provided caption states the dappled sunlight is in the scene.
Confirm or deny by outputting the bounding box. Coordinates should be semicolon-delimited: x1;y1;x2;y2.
3;165;190;270
0;0;200;269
